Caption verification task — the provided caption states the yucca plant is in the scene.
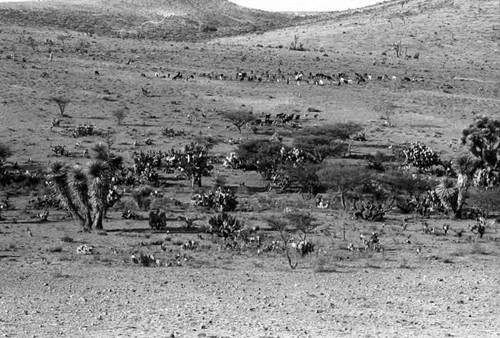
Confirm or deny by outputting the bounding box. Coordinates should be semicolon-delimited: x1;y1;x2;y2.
87;160;109;230
435;178;458;215
48;162;84;226
453;155;480;218
68;166;93;231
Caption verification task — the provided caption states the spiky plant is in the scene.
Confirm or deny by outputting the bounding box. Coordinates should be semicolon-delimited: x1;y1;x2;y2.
453;155;480;218
68;166;92;231
87;160;109;230
435;178;458;214
48;162;84;225
91;143;110;162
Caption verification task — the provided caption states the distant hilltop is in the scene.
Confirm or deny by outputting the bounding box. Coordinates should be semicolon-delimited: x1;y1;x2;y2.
0;0;317;41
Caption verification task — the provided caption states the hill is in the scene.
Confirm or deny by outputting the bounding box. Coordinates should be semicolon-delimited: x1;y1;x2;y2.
0;0;318;41
213;0;499;80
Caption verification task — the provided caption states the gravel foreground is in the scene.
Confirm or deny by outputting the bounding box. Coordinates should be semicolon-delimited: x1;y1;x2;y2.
1;258;499;338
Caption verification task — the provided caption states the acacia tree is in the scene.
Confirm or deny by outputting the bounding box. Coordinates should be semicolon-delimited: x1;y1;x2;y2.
318;164;371;211
236;139;284;179
378;170;437;214
299;123;363;141
221;110;255;133
293;136;348;163
318;165;372;240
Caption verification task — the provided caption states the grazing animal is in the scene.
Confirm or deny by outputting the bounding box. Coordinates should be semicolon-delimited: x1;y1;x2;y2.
443;223;450;235
141;86;151;96
469;223;485;238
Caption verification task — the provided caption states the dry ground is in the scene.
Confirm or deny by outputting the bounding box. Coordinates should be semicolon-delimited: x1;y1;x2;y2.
1;0;500;336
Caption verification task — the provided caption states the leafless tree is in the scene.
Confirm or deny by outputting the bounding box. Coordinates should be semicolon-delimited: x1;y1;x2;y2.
51;97;70;117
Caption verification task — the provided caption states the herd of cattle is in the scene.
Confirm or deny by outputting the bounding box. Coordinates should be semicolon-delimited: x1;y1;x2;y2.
147;66;425;87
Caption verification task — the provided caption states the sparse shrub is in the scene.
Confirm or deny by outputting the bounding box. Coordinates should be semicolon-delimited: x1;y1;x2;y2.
60;235;74;243
45;245;63;252
399;258;411;269
307;107;321;113
201;24;218;33
467;187;500;218
192;186;238;212
132;185;154;210
366;151;391;171
101;131;116;149
299;122;363;140
282;163;325;196
289;34;307;51
293;136;348;163
207;213;243;240
75;39;90;53
214;175;226;188
0;143;12;164
112;108;127;126
312;256;336;273
72;124;96;138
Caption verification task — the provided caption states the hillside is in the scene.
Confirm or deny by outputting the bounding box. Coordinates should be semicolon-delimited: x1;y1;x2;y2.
0;0;316;41
213;0;500;80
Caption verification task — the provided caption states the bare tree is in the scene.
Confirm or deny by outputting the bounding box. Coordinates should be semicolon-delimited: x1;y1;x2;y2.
101;131;116;150
51;97;70;117
266;216;297;269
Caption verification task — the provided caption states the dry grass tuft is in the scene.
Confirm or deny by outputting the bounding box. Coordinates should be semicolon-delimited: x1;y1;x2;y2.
45;245;63;253
60;236;74;243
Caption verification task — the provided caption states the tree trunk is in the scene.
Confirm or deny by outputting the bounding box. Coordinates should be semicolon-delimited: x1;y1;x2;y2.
340;189;346;211
455;174;469;219
82;209;93;232
53;181;84;226
92;209;104;230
